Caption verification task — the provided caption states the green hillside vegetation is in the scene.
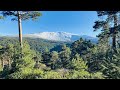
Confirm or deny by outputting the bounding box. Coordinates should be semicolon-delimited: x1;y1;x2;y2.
0;11;120;79
0;37;71;53
0;38;104;79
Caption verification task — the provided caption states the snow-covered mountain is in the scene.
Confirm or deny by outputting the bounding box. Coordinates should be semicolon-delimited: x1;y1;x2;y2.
23;32;98;42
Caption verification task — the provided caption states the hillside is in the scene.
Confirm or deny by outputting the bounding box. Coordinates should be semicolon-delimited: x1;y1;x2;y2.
0;36;71;53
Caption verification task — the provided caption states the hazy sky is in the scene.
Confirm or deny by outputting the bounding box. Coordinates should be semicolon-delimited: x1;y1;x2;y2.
0;11;101;37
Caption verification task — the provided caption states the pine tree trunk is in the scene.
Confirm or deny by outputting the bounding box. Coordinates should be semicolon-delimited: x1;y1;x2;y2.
0;59;3;68
8;58;11;69
113;34;116;49
2;59;4;68
17;11;23;48
112;15;118;51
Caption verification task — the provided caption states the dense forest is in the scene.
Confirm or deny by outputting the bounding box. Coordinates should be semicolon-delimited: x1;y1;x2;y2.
0;11;120;79
0;37;71;53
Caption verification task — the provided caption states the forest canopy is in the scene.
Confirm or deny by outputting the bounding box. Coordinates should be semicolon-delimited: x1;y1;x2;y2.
0;11;120;79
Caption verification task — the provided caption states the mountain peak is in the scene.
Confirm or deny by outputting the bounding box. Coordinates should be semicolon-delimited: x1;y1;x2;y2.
23;31;97;42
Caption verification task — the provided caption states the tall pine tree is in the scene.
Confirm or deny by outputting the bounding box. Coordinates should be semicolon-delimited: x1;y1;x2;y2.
1;11;42;48
94;11;120;52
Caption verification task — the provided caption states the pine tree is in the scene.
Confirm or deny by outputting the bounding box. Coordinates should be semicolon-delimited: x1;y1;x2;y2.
68;54;87;71
59;44;71;68
1;11;42;48
71;38;95;60
101;48;120;79
93;19;110;51
94;11;120;51
3;41;37;79
50;51;59;69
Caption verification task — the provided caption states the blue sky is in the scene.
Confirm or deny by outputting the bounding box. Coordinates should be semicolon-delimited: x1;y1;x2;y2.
0;11;100;37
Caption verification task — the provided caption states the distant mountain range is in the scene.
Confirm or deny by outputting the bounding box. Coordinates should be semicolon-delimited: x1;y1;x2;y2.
23;32;98;43
1;32;98;43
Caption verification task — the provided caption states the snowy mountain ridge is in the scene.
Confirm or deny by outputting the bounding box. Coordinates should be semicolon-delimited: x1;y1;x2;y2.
23;31;97;42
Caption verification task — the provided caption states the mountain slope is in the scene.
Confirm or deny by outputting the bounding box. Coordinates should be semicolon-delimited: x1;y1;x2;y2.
24;32;98;42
